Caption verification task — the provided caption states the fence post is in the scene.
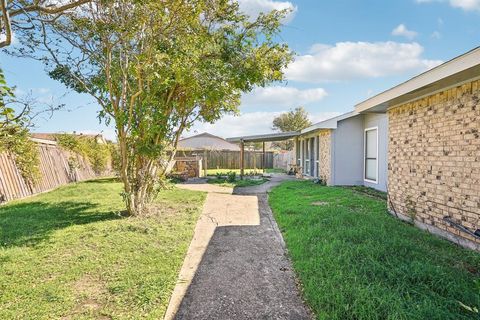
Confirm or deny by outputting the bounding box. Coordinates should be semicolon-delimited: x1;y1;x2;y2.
262;142;265;173
240;140;244;179
203;149;208;177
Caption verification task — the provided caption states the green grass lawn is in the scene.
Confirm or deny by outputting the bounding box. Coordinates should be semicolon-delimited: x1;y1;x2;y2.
0;178;206;319
269;181;480;320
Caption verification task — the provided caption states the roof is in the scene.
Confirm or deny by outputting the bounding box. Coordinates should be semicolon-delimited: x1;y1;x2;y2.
226;131;299;143
301;111;359;134
355;46;480;113
226;112;359;142
31;132;107;143
178;132;240;151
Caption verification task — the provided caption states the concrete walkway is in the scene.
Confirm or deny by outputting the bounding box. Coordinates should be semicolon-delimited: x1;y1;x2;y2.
165;175;311;320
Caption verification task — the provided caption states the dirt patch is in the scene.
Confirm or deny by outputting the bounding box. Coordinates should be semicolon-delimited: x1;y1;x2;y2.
64;274;109;319
311;201;328;206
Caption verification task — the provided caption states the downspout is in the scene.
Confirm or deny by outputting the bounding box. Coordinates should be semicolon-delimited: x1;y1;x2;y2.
443;216;480;239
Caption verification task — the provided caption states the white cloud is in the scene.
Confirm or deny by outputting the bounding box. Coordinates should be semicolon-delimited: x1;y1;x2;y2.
391;24;418;39
242;86;327;108
237;0;298;22
187;111;340;138
0;32;17;46
416;0;480;11
450;0;480;11
431;31;442;39
285;41;443;83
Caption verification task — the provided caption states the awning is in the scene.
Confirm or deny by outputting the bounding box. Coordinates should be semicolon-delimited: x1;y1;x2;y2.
226;131;300;143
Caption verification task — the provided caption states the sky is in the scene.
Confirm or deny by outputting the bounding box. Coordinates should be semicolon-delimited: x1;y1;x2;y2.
1;0;480;140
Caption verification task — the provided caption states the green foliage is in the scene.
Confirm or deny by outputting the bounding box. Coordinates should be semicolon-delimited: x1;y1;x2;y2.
0;178;206;318
19;0;294;215
56;134;112;174
272;107;312;150
107;142;121;174
206;169;260;176
207;170;268;187
227;171;237;183
269;181;480;320
0;68;40;184
0;128;40;184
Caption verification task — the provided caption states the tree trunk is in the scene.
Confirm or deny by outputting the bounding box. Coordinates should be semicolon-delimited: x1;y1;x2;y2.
122;154;160;216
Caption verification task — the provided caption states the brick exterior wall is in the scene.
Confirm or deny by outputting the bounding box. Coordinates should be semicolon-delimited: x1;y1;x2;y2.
319;130;332;185
388;80;480;248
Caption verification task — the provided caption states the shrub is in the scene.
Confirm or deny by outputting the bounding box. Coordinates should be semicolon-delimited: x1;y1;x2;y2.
56;134;113;175
227;171;236;183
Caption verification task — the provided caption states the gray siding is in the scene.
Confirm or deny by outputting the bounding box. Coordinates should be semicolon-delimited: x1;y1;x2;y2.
363;113;388;192
331;115;364;186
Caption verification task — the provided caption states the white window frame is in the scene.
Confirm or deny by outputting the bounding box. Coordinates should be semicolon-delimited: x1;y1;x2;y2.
305;139;310;175
364;126;379;184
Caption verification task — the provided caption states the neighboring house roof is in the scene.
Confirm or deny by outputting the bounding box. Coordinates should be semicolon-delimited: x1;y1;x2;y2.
301;111;359;134
226;131;299;143
178;132;240;151
31;132;107;144
356;46;480;113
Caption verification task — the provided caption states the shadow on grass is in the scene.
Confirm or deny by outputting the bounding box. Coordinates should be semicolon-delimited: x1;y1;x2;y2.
82;177;120;184
0;201;121;247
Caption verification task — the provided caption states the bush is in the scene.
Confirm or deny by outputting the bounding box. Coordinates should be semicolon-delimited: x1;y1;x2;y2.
56;134;113;174
227;171;236;183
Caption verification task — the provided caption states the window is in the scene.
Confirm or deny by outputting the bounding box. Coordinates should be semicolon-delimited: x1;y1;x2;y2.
364;127;378;183
305;139;310;175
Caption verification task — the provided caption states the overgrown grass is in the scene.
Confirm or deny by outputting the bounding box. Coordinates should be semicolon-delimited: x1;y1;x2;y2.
206;168;262;175
207;176;268;188
0;178;206;319
269;181;480;320
206;168;285;176
265;168;287;173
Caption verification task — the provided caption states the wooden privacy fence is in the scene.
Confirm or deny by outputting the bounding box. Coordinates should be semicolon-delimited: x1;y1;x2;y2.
176;150;274;170
0;139;109;204
273;150;295;170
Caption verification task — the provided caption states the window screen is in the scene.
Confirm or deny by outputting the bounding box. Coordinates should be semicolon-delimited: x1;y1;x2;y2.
365;129;378;181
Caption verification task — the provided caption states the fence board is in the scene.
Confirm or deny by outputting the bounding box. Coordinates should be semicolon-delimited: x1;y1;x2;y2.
0;141;109;204
177;150;275;170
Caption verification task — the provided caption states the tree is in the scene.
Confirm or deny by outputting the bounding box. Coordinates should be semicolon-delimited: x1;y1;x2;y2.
0;0;91;48
0;1;86;186
15;0;293;215
272;107;311;150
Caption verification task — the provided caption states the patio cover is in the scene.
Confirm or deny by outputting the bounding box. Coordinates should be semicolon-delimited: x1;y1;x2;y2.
226;131;300;143
226;131;299;178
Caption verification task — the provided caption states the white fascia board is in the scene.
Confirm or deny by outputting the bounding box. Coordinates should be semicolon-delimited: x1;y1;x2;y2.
301;111;360;134
355;46;480;113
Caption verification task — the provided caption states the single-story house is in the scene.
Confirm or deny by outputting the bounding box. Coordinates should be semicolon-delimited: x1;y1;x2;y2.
294;111;388;192
178;132;240;151
355;46;480;250
227;46;480;250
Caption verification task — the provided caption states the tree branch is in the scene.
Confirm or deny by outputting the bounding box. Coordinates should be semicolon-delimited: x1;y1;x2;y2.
10;0;92;18
0;0;12;48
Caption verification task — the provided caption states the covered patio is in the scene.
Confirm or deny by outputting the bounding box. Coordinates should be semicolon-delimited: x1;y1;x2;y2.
226;132;299;178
